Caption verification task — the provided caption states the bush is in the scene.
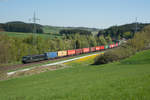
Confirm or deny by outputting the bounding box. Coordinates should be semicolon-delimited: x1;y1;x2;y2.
94;52;118;65
94;45;136;65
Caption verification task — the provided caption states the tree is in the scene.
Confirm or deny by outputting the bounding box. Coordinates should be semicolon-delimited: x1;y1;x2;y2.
105;36;112;44
75;40;81;49
88;36;97;47
97;36;107;45
123;32;132;39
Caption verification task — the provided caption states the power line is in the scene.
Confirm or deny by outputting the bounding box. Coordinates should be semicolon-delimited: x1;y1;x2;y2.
29;12;40;45
29;12;40;33
135;17;138;33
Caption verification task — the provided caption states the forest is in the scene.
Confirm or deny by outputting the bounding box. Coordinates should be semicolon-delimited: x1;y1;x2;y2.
0;33;112;65
0;21;43;33
60;29;92;35
97;23;150;40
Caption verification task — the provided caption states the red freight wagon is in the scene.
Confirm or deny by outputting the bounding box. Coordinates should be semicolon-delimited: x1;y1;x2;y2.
109;44;112;48
67;50;76;56
111;44;114;48
100;46;105;50
90;47;96;52
96;46;101;51
112;44;115;48
116;43;118;47
75;49;83;55
83;48;90;53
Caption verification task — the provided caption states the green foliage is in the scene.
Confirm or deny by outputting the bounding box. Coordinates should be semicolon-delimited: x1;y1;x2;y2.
60;29;92;35
97;35;107;45
97;23;150;39
123;31;132;39
94;25;150;65
0;29;111;65
105;35;112;44
94;53;116;64
1;21;43;33
88;36;97;47
0;32;107;65
94;45;136;65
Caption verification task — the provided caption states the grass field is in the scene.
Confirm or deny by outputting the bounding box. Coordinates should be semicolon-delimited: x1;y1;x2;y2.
0;31;63;39
0;50;150;100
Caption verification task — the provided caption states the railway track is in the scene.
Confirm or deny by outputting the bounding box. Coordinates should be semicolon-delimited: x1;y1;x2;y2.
0;46;118;73
0;56;74;72
0;52;100;72
7;52;103;76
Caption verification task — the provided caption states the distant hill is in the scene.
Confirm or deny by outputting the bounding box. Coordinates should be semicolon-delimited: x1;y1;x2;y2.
97;23;150;39
42;25;100;35
0;21;100;35
0;21;43;33
1;21;150;38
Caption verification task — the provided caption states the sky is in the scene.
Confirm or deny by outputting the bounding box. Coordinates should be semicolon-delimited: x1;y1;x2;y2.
0;0;150;28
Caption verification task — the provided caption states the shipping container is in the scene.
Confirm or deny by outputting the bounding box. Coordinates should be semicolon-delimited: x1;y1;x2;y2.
112;44;115;48
100;46;105;50
105;45;109;49
119;42;121;45
83;48;90;53
116;43;118;47
90;47;96;52
75;49;83;55
109;44;112;48
96;46;101;51
58;51;67;57
45;52;57;59
67;50;76;56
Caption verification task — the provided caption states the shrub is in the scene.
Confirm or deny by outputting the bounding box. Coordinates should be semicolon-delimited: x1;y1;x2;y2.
94;45;136;65
94;52;118;65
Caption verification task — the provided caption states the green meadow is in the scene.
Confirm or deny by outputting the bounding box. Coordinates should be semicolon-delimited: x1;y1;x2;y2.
0;50;150;100
0;31;63;39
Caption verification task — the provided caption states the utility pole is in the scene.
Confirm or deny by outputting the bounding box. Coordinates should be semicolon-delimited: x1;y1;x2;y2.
29;12;40;45
29;12;40;34
132;17;138;38
135;17;138;33
28;12;40;55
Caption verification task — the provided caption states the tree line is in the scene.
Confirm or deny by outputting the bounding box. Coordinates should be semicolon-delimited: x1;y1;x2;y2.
0;21;43;33
60;29;92;35
0;34;113;65
97;23;150;40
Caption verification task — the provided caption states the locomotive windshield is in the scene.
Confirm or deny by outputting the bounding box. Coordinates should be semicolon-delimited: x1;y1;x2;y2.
22;56;31;60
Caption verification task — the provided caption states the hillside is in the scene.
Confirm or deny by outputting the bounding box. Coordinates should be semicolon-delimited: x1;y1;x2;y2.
1;21;150;38
0;21;100;35
43;25;100;35
0;49;150;100
97;23;150;39
0;21;43;33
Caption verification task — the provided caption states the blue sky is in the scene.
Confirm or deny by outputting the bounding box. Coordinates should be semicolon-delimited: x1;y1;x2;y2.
0;0;150;28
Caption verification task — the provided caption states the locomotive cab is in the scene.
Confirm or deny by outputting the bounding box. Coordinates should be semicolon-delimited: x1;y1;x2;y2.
22;56;32;64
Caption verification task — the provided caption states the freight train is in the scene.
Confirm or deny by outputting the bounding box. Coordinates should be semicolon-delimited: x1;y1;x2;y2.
22;42;120;64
